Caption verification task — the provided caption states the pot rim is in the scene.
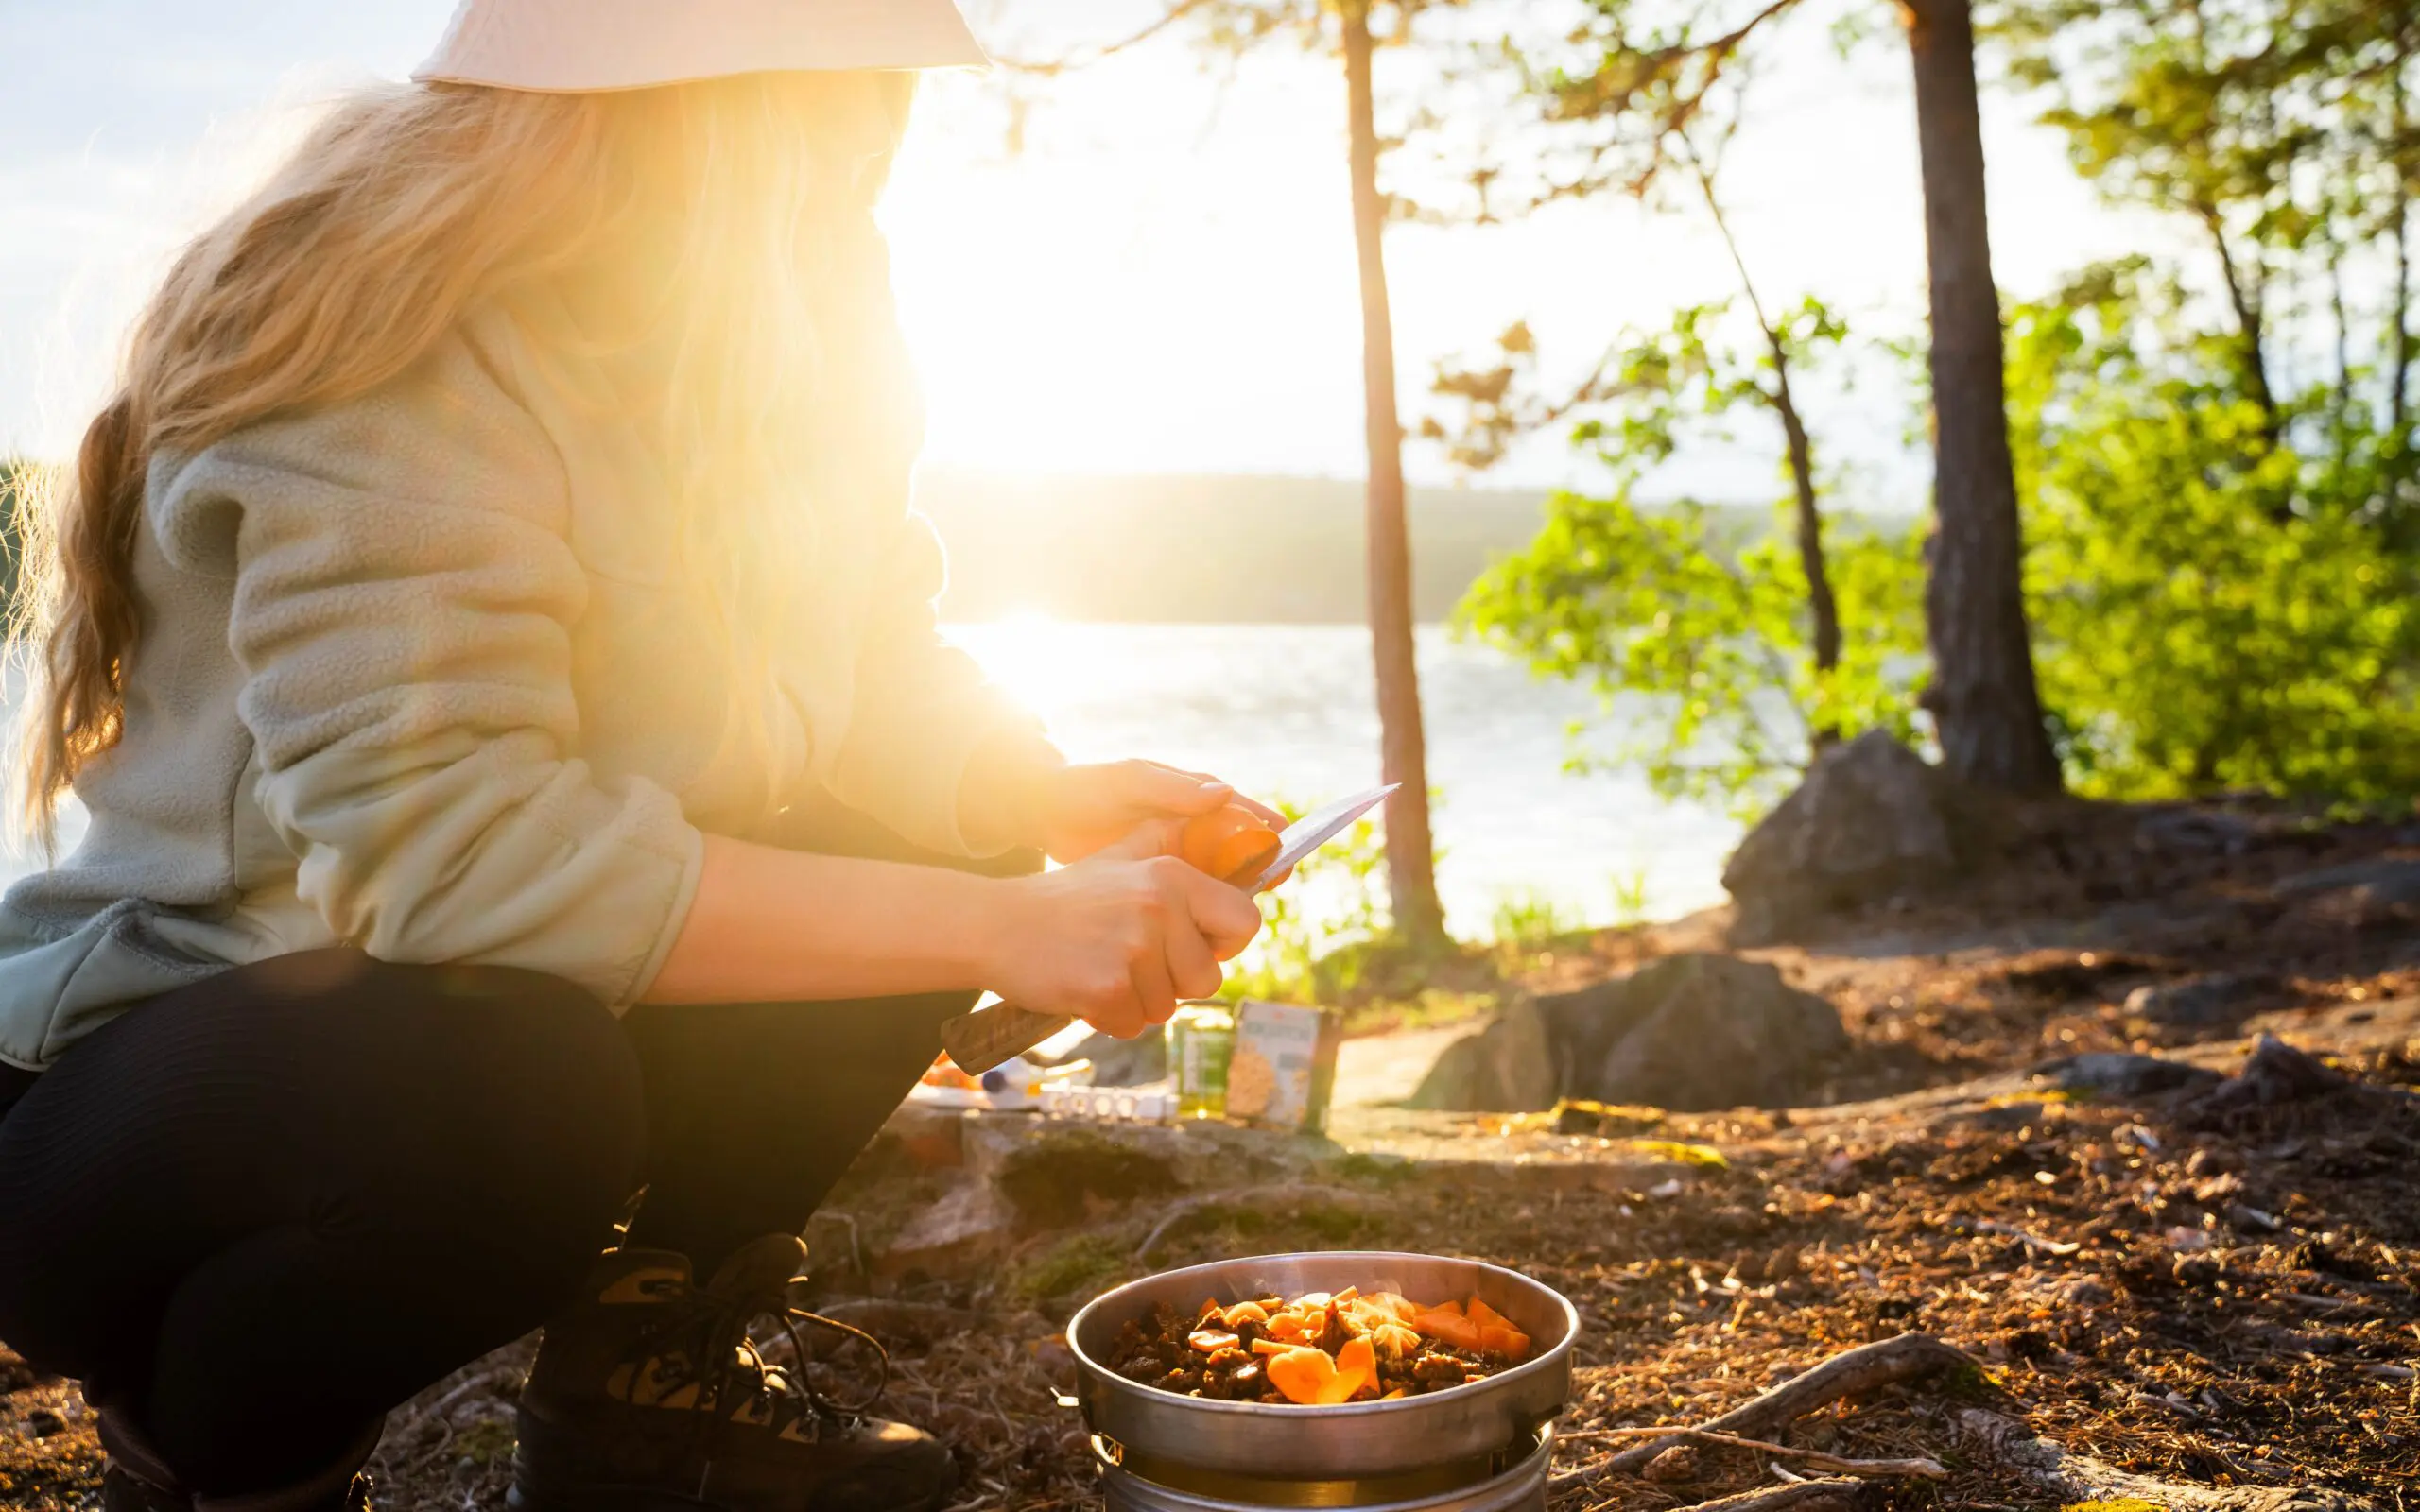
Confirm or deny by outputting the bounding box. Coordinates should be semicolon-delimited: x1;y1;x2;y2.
1065;1248;1581;1422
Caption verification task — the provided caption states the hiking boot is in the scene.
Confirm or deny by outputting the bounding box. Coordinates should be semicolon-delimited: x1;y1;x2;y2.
512;1234;955;1512
99;1409;375;1512
98;1410;188;1512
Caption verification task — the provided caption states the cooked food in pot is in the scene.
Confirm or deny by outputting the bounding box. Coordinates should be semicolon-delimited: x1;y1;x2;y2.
1109;1285;1531;1405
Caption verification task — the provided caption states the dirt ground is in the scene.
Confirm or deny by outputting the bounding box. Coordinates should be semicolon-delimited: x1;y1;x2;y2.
5;795;2419;1510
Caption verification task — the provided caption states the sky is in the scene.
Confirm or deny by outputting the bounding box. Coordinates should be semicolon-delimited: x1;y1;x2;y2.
0;0;2183;499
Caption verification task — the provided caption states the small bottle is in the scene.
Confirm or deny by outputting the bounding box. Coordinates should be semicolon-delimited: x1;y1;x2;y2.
1167;1001;1236;1120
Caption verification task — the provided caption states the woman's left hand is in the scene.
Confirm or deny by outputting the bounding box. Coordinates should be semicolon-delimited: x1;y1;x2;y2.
1031;760;1284;863
960;740;1282;864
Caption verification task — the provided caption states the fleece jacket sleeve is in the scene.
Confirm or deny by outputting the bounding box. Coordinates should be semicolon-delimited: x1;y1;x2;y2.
151;331;705;1008
823;510;1047;858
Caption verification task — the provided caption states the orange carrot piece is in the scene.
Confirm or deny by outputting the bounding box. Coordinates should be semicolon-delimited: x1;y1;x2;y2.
1335;1336;1377;1400
1187;1330;1240;1355
1266;1346;1349;1405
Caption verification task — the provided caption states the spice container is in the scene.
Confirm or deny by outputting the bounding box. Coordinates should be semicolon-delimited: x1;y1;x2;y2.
1224;1000;1342;1134
1167;1002;1236;1119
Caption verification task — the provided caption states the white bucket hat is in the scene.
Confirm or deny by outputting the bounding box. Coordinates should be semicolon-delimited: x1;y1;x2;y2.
413;0;988;93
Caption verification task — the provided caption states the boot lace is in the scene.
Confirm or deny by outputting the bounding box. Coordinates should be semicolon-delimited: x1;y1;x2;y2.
619;1271;891;1441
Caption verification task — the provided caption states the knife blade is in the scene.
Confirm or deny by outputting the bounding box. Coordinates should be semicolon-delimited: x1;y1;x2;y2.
935;783;1399;1076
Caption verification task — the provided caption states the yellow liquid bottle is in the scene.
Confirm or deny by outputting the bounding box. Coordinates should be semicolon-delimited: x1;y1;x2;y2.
1167;1002;1236;1120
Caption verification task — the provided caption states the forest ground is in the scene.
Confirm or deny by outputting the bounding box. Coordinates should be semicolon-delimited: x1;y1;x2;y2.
4;796;2418;1510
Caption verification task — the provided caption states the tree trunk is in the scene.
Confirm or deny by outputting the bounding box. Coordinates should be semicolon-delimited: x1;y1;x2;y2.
1902;0;2062;794
1693;163;1841;693
1340;2;1444;943
1772;372;1841;679
2199;205;2280;447
2394;43;2411;438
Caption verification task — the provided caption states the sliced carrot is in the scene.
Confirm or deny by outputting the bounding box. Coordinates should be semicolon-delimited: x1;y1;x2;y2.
1462;1298;1530;1361
1412;1307;1487;1353
1266;1346;1355;1405
1335;1336;1377;1400
1250;1337;1293;1357
1331;1285;1359;1303
1221;1301;1270;1330
1178;806;1282;885
1198;1297;1222;1318
1187;1330;1239;1355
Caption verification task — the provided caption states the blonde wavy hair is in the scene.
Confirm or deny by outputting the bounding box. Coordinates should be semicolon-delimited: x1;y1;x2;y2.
9;71;921;847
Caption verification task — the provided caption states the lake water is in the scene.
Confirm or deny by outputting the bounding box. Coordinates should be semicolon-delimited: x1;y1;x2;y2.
947;621;1740;934
1;625;1744;936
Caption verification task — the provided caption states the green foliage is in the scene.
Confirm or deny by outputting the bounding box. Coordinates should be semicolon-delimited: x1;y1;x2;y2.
1608;868;1652;925
1624;1139;1728;1169
1988;0;2418;429
0;457;36;603
2008;265;2420;805
1487;890;1582;950
1451;301;1927;820
1221;803;1392;1003
1008;1231;1132;1306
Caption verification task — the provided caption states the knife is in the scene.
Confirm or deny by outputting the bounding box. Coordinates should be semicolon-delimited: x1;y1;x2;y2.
936;783;1400;1075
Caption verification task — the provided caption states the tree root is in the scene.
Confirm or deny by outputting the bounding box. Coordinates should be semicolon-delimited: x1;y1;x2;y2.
1557;1425;1945;1479
1668;1480;1867;1511
1597;1332;1976;1474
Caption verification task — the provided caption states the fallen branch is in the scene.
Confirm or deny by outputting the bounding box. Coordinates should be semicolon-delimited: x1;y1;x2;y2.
1966;1219;2082;1256
1599;1333;1978;1475
1134;1184;1385;1261
1670;1480;1867;1511
1957;1408;2377;1511
811;1299;983;1341
1554;1426;1945;1479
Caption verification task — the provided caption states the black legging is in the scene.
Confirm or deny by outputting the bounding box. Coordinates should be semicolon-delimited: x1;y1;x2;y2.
0;816;1028;1498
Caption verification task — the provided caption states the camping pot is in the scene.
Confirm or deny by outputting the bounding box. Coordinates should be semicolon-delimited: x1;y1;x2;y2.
1066;1250;1578;1497
1092;1428;1554;1512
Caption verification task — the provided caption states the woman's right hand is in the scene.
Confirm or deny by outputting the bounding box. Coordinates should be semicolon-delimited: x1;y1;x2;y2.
985;823;1264;1040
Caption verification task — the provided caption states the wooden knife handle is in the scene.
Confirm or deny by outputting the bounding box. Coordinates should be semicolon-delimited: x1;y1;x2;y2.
940;1001;1075;1076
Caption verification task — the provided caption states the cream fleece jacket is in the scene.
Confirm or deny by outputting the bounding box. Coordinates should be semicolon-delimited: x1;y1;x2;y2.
0;297;1032;1071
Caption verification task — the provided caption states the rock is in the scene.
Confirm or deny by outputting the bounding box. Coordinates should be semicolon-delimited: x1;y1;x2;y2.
961;1110;1311;1222
1408;998;1557;1112
2124;972;2282;1029
874;1178;1018;1278
2189;1034;2348;1116
885;1101;968;1169
1415;954;1846;1112
2136;808;2260;854
2032;1051;2222;1099
1721;731;1962;945
2276;856;2420;904
1056;1028;1167;1087
1590;955;1849;1111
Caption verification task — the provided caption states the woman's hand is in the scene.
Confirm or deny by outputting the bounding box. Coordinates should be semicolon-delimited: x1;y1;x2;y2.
959;736;1283;862
982;822;1264;1038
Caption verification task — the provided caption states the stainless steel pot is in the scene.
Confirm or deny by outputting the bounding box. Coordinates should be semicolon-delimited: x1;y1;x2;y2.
1094;1429;1554;1512
1066;1251;1578;1482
